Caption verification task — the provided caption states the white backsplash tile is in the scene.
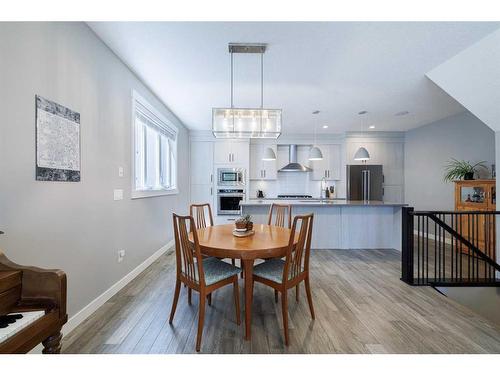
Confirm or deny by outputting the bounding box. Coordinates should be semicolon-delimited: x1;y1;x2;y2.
249;174;336;199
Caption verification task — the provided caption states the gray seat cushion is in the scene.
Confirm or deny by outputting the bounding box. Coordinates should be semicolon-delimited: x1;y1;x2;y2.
202;257;241;286
253;258;286;283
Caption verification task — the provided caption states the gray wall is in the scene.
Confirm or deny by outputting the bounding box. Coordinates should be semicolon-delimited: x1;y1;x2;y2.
405;111;495;210
0;22;190;316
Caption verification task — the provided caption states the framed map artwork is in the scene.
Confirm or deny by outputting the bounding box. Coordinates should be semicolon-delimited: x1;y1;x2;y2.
35;95;81;182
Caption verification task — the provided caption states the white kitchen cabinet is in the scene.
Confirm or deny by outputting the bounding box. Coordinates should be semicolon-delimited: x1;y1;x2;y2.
379;142;404;185
190;140;214;205
213;142;233;164
309;144;341;181
190;141;214;185
213;141;249;165
250;144;277;180
190;184;214;205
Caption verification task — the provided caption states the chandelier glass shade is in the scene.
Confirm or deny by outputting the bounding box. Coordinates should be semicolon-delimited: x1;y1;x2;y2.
212;108;282;139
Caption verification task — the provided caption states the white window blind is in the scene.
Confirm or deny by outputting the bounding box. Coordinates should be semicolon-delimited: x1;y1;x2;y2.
133;92;178;196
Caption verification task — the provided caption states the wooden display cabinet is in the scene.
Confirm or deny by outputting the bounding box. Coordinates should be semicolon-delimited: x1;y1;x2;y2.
454;180;496;258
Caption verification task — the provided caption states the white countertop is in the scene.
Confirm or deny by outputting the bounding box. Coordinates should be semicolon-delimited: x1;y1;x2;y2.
241;199;407;207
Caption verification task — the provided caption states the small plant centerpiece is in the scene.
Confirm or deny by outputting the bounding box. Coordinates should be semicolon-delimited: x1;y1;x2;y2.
443;158;487;182
234;214;253;231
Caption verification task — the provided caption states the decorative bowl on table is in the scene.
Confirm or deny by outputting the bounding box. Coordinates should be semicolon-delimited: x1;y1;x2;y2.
235;222;247;231
233;215;254;237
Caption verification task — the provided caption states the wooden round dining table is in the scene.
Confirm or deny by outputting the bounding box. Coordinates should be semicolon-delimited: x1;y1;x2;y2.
188;223;297;340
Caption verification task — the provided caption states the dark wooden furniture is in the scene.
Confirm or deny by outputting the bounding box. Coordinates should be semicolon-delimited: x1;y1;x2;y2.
253;214;315;345
188;223;298;340
189;203;236;304
190;202;236;267
266;203;297;300
0;250;67;354
190;203;214;229
169;214;241;352
267;203;292;229
454;179;496;258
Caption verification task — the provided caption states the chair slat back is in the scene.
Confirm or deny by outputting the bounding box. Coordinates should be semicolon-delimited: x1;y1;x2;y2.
283;213;314;284
172;213;205;286
267;203;292;228
190;203;214;230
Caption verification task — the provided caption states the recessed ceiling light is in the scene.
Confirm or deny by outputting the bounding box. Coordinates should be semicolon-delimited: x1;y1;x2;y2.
322;125;328;129
395;110;409;116
369;125;375;129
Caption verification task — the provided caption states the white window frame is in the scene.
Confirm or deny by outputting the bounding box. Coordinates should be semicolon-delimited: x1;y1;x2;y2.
131;90;178;199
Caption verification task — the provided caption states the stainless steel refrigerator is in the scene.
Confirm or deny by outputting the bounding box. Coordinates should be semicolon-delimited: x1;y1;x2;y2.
346;165;384;201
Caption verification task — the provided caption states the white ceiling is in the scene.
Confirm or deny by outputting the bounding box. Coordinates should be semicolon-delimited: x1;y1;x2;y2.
88;22;500;134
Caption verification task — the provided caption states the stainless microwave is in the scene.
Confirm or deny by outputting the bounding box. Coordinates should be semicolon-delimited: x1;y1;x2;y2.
217;168;245;186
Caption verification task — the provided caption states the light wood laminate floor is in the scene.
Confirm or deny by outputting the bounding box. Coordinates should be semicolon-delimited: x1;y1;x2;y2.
62;249;500;354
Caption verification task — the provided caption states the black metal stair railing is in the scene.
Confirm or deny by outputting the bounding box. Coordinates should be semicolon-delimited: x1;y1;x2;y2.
401;207;500;286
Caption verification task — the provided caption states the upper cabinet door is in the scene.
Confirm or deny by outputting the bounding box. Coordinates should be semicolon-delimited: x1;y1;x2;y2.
249;144;262;179
191;141;214;185
250;144;277;180
213;141;249;164
328;144;341;180
379;142;404;186
231;141;249;165
213;142;233;164
309;145;341;180
309;145;329;181
262;144;277;180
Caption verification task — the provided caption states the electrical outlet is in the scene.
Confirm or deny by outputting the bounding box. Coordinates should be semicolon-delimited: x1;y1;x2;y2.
118;166;124;177
117;250;125;263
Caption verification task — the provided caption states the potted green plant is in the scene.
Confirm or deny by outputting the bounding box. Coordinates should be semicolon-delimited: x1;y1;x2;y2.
235;215;253;231
245;215;254;231
443;158;487;182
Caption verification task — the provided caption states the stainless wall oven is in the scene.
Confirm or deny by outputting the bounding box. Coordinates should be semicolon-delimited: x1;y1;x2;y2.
217;168;245;186
217;189;245;215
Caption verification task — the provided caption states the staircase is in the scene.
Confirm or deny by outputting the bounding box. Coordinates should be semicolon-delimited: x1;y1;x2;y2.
401;207;500;287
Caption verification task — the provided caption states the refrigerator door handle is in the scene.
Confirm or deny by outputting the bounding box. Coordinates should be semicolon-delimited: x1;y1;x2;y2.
362;169;370;201
367;170;371;201
361;170;366;201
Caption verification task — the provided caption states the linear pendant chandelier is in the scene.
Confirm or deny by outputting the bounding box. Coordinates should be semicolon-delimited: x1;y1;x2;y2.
212;43;282;139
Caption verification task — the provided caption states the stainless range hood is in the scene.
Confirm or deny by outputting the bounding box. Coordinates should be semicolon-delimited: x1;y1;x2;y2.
278;145;312;172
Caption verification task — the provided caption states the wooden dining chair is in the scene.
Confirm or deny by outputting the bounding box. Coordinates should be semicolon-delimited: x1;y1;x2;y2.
267;203;300;300
169;213;241;352
252;213;315;346
267;203;292;229
190;203;235;264
190;203;214;229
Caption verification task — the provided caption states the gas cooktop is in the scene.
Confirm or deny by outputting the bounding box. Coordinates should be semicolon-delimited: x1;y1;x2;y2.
277;194;313;199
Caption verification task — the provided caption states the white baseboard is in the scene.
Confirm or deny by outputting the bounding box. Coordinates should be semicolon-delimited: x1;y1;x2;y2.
28;240;174;354
63;240;174;335
414;230;453;245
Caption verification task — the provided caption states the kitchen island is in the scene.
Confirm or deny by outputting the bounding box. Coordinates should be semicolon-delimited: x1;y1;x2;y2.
240;199;407;250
